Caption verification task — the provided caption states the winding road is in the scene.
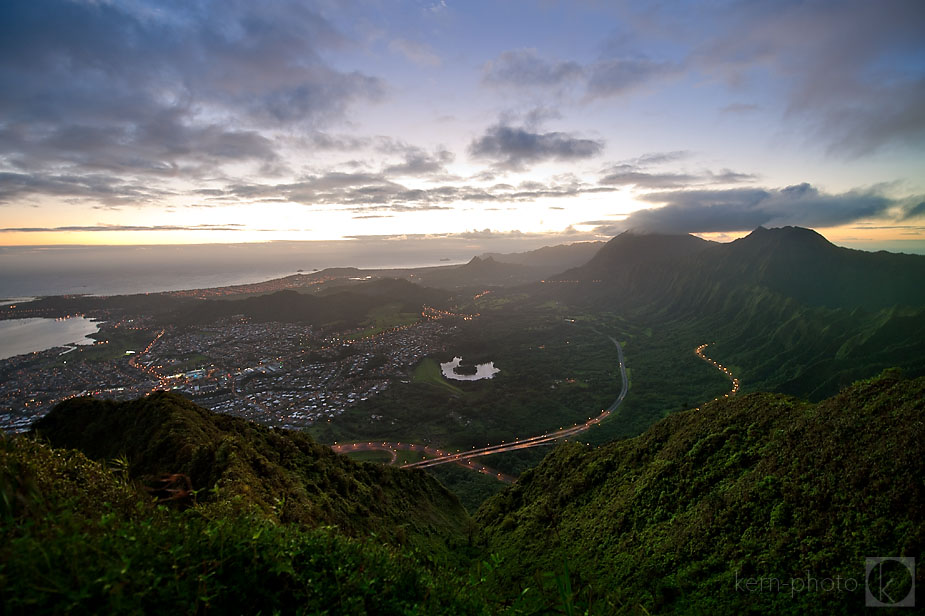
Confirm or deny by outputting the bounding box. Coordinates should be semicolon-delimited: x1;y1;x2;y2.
694;342;740;398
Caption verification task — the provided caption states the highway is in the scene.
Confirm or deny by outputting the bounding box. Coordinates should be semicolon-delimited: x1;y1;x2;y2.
333;330;628;481
331;440;516;482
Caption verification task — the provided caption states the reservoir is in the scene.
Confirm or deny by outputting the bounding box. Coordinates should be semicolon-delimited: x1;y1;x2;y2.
440;356;500;381
0;317;101;361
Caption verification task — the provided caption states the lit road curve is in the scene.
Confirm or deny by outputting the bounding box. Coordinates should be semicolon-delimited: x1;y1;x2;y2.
331;440;516;483
694;343;740;399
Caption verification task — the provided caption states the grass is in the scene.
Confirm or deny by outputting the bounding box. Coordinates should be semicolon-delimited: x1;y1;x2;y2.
55;330;155;364
412;358;464;396
345;304;421;341
343;449;394;464
166;353;212;373
395;449;428;465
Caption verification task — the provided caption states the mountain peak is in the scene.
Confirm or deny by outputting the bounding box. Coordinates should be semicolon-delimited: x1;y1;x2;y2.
736;226;835;252
558;230;711;281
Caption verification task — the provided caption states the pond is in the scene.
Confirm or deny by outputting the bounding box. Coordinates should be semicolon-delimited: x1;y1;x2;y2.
440;356;500;381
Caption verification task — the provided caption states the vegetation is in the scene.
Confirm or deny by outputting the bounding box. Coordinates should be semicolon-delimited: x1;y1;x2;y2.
0;436;486;615
174;280;451;330
4;227;925;613
346;303;421;340
5;373;921;614
412;357;464;396
31;392;469;551
477;371;925;614
311;309;619;475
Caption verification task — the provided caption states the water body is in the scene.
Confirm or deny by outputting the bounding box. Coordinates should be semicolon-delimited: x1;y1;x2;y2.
0;317;101;361
0;241;476;299
440;356;500;381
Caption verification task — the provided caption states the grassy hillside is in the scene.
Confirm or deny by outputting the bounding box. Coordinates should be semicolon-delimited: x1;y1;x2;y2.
31;392;469;550
476;371;924;614
0;435;487;615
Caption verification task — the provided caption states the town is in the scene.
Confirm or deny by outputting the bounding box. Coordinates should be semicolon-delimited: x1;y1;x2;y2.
0;308;460;432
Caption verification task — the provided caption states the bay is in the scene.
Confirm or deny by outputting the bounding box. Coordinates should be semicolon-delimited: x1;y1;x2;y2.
0;317;101;361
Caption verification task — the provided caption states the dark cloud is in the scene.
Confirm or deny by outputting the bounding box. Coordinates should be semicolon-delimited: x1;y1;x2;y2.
688;0;925;156
469;125;604;171
619;183;903;233
208;171;617;211
0;172;173;206
0;0;383;201
381;147;455;176
710;170;757;184
482;49;583;88
901;201;925;220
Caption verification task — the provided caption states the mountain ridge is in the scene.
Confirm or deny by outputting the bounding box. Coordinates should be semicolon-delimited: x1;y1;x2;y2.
560;226;925;311
31;391;470;547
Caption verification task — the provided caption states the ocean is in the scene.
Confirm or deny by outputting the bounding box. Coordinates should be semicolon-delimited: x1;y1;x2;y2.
0;240;486;300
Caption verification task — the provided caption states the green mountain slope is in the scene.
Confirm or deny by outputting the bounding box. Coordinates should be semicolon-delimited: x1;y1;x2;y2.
0;435;486;615
476;372;924;614
31;392;469;549
543;227;925;402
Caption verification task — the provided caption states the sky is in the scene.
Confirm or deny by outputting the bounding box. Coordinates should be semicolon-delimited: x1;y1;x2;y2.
1;0;924;252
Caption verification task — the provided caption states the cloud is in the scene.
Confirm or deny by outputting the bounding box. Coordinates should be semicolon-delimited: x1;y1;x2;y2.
597;152;755;189
482;48;679;100
629;151;692;166
0;171;174;206
382;147;455;176
389;38;441;67
599;166;699;189
308;133;372;151
480;3;925;155
617;183;906;233
687;0;925;156
208;171;617;211
585;57;679;99
900;201;925;220
0;224;248;233
0;0;384;199
482;49;583;88
469;125;604;171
